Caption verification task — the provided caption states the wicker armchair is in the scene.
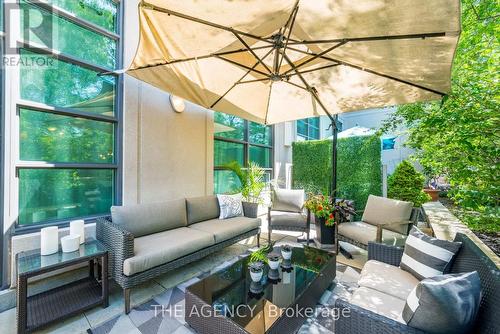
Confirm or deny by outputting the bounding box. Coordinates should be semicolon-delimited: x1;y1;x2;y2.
334;233;500;334
267;188;311;245
338;195;418;249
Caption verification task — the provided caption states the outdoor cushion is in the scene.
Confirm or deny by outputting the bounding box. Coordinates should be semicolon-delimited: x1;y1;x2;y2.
186;195;220;225
123;227;214;276
350;287;406;324
189;216;261;243
359;260;419;300
400;227;462;280
111;199;187;237
271;188;304;212
338;221;407;246
362;195;413;234
217;193;243;219
403;271;481;334
269;211;307;228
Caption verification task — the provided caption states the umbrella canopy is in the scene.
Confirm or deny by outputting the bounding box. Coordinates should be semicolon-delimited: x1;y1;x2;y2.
126;0;460;125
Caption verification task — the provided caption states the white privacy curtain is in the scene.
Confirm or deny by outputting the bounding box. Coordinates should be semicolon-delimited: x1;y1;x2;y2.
126;0;460;124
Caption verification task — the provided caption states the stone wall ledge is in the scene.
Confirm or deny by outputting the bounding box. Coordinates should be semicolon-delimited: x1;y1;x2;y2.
422;201;499;269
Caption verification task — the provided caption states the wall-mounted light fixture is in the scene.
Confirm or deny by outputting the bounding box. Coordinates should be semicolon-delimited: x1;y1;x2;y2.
169;95;185;113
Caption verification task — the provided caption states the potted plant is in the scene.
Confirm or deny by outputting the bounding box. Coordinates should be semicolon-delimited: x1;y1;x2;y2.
422;166;441;201
281;244;293;260
305;194;355;245
224;161;266;218
267;253;280;269
249;261;264;282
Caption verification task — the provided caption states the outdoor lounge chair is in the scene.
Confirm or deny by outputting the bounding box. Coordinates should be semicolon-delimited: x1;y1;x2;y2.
334;232;500;333
337;195;418;249
268;188;311;245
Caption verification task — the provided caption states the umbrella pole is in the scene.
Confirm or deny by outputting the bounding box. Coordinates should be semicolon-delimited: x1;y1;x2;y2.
331;115;338;199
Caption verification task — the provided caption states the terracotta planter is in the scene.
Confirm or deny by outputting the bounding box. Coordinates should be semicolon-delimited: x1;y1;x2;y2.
424;188;440;201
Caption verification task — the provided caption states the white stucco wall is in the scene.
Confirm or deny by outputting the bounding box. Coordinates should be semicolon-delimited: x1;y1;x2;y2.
122;0;214;204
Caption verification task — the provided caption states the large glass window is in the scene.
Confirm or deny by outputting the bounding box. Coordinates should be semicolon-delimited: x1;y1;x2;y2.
297;117;320;141
20;1;116;68
16;1;121;227
214;112;273;194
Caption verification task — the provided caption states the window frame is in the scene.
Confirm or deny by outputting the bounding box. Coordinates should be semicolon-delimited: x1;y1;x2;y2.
214;115;274;192
297;117;321;141
12;0;123;233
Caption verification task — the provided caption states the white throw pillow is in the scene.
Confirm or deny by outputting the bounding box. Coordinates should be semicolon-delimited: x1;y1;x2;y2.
217;193;243;219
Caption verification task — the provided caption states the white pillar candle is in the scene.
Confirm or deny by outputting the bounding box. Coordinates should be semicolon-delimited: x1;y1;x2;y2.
70;220;85;244
61;234;81;253
40;226;59;256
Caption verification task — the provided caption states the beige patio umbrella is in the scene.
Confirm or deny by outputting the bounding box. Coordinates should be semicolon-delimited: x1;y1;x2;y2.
125;0;460;194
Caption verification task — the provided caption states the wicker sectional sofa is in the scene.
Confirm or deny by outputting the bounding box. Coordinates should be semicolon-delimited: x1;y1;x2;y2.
334;233;499;334
96;195;261;313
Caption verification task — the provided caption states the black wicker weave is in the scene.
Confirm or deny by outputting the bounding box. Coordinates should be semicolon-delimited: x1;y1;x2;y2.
96;218;261;313
335;232;500;334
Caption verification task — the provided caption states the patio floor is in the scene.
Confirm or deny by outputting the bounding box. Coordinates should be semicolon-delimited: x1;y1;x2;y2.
0;217;368;334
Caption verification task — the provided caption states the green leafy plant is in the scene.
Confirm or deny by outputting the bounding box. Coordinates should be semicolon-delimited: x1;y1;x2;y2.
380;1;499;231
305;194;356;226
292;135;382;213
224;161;266;204
388;161;431;207
249;242;274;264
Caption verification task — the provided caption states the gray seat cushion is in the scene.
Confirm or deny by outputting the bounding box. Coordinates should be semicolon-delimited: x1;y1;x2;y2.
362;195;413;234
186;195;220;225
271;188;304;212
111;199;187;237
189;217;260;243
403;271;481;334
123;227;214;276
350;287;406;324
338;221;407;246
359;260;419;300
270;211;307;228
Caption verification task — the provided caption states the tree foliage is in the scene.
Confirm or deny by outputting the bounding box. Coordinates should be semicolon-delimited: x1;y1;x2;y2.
380;0;499;231
388;161;431;207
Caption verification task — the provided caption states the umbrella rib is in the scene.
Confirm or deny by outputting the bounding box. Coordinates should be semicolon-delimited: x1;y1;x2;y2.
210;48;275;109
238;78;271;85
287;32;448;45
233;32;273;74
141;1;273;45
282;41;346;75
129;45;274;71
286;46;340;64
281;52;336;121
215;55;271;78
287;63;341;77
278;2;300;70
286;46;447;96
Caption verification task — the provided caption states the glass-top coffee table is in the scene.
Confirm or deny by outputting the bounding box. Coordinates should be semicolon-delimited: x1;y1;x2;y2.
185;245;336;334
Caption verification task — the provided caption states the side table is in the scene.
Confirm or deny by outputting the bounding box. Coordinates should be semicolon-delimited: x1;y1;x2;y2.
16;239;108;333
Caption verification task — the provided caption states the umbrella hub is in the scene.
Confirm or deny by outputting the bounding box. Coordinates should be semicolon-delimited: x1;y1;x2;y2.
271;33;285;49
270;74;282;82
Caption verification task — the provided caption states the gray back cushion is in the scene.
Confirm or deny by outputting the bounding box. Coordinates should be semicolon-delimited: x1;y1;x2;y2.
362;195;413;234
111;199;187;237
403;271;481;334
400;226;462;280
272;188;304;212
186;195;220;225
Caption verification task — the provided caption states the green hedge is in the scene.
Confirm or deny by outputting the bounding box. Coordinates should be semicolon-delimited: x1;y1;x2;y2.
292;135;382;211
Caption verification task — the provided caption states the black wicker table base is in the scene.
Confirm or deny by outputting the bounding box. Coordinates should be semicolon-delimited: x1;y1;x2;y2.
16;239;109;334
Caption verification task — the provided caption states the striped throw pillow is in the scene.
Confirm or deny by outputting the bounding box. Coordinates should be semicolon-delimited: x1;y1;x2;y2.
403;272;481;334
400;227;461;280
